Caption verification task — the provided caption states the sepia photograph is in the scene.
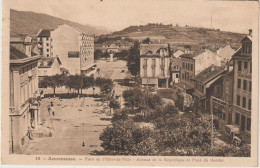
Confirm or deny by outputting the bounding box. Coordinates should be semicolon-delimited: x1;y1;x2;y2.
1;0;259;166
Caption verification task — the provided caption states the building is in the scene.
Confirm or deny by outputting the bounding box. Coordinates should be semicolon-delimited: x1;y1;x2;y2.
140;44;170;88
192;64;226;114
210;68;234;131
232;34;252;138
10;35;41;153
38;56;62;79
51;24;95;75
95;40;132;53
176;49;222;92
216;45;236;63
37;29;52;57
170;57;181;84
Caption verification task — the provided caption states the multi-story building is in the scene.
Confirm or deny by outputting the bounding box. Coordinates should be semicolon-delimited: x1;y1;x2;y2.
51;24;95;75
176;50;222;92
37;29;52;57
232;34;252;138
140;44;170;88
10;35;41;153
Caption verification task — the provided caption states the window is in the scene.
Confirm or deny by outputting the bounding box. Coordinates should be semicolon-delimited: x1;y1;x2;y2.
176;74;179;78
249;45;252;54
247;118;251;131
182;62;185;69
143;59;148;77
244;62;248;69
237;79;241;89
248;99;251;110
182;73;184;80
152;59;156;77
242;97;246;108
187;63;190;71
191;64;193;71
238;61;242;72
235;113;240;125
249;81;251;92
250;62;252;73
46;37;49;41
46;43;49;46
47;54;49;57
243;80;247;90
47;49;49;52
237;95;240;106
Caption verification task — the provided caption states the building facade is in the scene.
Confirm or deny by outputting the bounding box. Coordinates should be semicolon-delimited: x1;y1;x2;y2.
37;29;52;57
38;56;62;79
232;35;252;137
51;24;94;75
140;44;170;88
10;35;41;153
170;57;181;84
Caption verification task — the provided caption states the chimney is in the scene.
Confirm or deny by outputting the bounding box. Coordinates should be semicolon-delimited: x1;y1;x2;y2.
249;29;252;36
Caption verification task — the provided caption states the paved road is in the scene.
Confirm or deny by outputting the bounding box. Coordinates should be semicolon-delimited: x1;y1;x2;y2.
24;60;130;155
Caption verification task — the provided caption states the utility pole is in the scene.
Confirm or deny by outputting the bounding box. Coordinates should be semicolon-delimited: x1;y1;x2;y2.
82;123;85;147
210;96;214;149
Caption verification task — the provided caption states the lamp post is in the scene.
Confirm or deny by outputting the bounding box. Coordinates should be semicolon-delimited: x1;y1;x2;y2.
92;86;95;97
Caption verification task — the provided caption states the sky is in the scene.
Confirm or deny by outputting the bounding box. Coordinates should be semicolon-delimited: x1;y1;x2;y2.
7;0;258;33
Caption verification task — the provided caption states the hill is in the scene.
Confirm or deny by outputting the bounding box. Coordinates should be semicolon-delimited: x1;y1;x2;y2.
104;23;246;49
10;9;112;37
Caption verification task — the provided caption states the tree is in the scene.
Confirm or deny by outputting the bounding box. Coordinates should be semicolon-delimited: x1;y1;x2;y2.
122;88;145;110
65;75;83;96
127;41;140;76
94;49;103;60
102;52;110;58
82;75;94;94
142;37;151;44
108;98;121;115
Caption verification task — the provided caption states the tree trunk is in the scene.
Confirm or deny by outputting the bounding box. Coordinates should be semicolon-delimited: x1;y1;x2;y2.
53;87;56;98
81;88;83;95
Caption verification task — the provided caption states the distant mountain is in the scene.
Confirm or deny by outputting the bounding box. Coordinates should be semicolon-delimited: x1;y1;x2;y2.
104;23;246;49
10;9;112;37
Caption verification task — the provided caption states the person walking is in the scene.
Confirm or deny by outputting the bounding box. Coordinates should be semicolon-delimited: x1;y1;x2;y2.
50;102;55;116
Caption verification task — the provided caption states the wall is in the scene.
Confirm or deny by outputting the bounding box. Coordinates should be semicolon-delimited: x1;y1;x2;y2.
51;25;81;75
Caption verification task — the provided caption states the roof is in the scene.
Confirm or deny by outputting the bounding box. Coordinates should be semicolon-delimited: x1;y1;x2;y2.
173;50;184;58
193;65;226;84
232;47;242;57
140;44;168;56
38;56;62;68
10;45;28;60
179;53;195;59
217;45;236;61
37;29;52;37
242;35;252;42
175;82;193;91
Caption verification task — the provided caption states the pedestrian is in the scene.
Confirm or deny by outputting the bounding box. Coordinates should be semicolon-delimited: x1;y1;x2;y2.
50;102;55;116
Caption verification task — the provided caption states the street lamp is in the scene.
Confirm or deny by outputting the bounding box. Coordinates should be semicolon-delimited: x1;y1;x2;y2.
92;86;95;97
